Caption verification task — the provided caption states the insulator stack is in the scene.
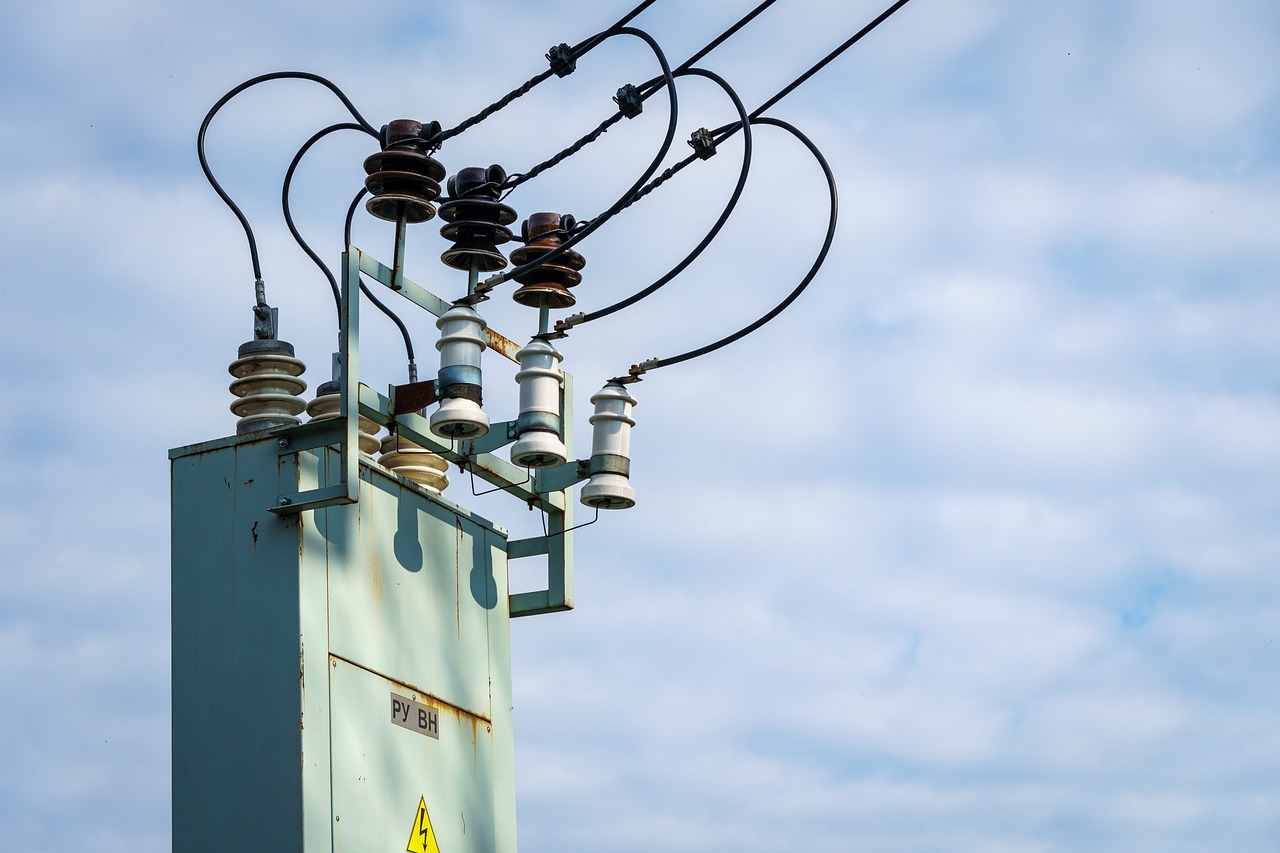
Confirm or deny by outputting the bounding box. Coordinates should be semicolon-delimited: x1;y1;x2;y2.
378;434;451;495
305;380;382;456
510;338;566;468
438;166;517;272
228;340;307;435
363;119;446;223
430;304;490;439
509;212;585;309
580;382;637;509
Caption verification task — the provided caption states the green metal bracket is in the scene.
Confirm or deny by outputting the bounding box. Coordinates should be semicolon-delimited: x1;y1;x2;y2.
346;246;576;617
268;251;364;515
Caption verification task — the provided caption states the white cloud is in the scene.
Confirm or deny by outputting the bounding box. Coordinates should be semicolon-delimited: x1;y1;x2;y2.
4;0;1280;851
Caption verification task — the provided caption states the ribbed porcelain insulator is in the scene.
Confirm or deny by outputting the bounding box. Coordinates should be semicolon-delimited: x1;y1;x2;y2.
510;338;566;468
378;434;450;495
430;304;490;439
580;382;638;509
305;381;382;456
228;340;307;435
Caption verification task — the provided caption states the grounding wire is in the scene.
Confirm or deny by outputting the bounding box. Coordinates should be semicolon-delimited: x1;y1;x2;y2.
197;71;379;295
623;115;837;376
428;0;660;150
566;66;754;327
341;186;418;366
478;26;678;292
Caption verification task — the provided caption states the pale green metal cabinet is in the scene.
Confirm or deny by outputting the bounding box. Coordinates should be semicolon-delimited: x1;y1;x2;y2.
171;432;517;852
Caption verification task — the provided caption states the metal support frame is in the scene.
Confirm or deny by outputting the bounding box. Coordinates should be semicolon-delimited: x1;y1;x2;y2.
268;242;585;617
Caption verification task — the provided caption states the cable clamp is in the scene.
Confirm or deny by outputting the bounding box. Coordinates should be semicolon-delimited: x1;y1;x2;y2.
614;84;643;118
546;44;577;77
688;128;716;160
555;312;586;333
253;302;278;340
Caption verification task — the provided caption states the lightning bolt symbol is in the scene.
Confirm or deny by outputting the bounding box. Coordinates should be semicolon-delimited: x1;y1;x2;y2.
419;817;431;848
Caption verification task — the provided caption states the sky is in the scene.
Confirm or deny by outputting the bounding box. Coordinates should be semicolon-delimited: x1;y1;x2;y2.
2;0;1280;850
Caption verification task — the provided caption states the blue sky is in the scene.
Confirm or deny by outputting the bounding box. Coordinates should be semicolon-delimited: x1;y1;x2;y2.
3;1;1280;850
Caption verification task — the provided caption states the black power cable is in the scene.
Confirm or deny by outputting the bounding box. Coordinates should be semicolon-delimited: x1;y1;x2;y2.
502;111;628;193
484;0;889;300
197;72;379;292
621;115;837;377
282;122;364;317
751;0;915;121
570;0;660;54
564;67;754;328
342;187;417;367
638;0;780;93
428;0;661;150
559;0;913;341
477;26;679;294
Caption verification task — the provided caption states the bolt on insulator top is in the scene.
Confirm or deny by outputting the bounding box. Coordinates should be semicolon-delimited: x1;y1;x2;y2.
580;382;637;510
510;338;566;468
305;379;382;457
509;212;585;309
429;303;490;440
228;339;307;435
438;165;517;272
363;119;446;223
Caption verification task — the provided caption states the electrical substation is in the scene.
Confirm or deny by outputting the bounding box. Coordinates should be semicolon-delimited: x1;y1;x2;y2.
170;1;912;849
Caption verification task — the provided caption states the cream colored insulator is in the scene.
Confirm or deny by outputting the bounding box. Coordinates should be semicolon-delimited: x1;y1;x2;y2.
228;340;307;434
429;304;490;440
580;381;637;509
378;433;450;495
305;380;382;456
510;337;567;468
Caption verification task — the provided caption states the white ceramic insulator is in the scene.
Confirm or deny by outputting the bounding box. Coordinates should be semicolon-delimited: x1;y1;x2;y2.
580;382;638;509
228;345;307;434
430;304;490;439
378;434;450;495
510;338;566;468
305;391;382;456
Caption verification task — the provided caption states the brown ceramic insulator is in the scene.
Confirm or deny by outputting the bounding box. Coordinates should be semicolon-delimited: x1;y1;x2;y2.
437;166;517;271
509;212;585;309
363;120;446;223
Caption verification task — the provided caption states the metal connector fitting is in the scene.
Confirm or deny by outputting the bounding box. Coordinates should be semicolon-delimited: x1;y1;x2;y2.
688;127;717;160
614;84;643;118
546;43;576;77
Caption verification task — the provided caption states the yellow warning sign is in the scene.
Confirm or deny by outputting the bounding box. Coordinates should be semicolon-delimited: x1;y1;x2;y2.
406;795;441;853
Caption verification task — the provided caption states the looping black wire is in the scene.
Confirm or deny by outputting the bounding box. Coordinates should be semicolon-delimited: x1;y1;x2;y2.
570;0;658;54
484;26;679;289
573;67;754;326
343;187;417;365
197;71;379;288
620;116;837;379
749;0;915;122
637;0;780;94
282;122;364;318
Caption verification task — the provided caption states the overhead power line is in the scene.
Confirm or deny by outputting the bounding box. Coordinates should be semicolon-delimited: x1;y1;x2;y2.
751;0;916;120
